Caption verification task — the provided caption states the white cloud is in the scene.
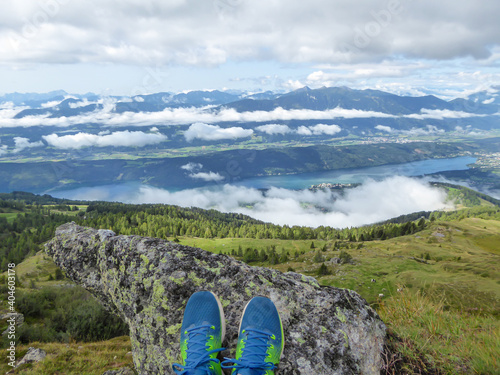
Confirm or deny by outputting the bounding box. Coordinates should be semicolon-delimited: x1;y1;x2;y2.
1;1;499;66
180;162;224;181
13;137;44;153
375;125;393;133
297;126;312;135
68;99;95;108
0;145;7;156
297;123;341;136
40;100;62;108
0;102;399;128
308;123;341;135
482;98;495;104
55;176;450;228
150;126;159;132
0;97;497;129
140;177;450;227
43;130;167;149
184;122;253;142
404;109;486;120
181;162;203;172
403;125;445;136
188;171;225;182
255;124;292;135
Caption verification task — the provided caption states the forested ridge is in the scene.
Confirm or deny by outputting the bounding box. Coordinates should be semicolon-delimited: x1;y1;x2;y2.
1;187;499;272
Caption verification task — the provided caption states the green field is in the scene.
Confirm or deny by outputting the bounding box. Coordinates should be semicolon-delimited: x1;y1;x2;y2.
0;212;20;223
179;236;327;256
179;218;500;311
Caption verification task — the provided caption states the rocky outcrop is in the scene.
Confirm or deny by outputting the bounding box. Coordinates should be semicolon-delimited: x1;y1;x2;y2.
11;347;46;371
45;223;386;374
1;313;24;336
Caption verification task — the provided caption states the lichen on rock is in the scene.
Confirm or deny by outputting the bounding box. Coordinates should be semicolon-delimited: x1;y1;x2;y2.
45;222;386;374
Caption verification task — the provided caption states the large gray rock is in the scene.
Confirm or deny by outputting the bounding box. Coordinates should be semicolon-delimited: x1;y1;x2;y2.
45;222;386;374
14;347;46;369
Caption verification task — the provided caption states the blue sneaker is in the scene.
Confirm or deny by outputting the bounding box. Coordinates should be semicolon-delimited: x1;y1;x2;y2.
172;291;226;375
222;296;284;375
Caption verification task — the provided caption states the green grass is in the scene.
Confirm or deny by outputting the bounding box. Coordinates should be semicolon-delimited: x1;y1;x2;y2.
178;236;324;255
0;336;134;374
305;219;500;310
0;212;20;223
9;252;62;288
379;289;499;374
179;218;500;312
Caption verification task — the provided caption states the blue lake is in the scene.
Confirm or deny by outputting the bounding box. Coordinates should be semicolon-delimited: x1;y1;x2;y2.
50;156;477;201
233;156;477;190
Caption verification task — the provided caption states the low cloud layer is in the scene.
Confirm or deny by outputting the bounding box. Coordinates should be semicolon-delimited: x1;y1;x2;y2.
255;124;292;135
43;130;167;149
13;137;44;153
53;176;450;228
181;162;203;172
180;162;224;181
184;122;253;141
374;124;445;136
1;100;493;128
375;125;393;133
188;171;225;182
405;109;486;120
297;124;342;136
0;142;7;156
256;123;342;136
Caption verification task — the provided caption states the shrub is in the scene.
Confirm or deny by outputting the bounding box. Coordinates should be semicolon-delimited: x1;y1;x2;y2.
6;286;128;345
339;251;353;264
317;263;330;276
67;300;128;341
54;268;64;280
313;251;324;263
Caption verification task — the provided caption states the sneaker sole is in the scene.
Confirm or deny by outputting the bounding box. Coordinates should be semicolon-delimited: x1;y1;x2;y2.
208;290;226;343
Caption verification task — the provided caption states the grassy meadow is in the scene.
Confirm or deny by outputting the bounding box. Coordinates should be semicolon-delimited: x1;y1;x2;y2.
1;207;499;373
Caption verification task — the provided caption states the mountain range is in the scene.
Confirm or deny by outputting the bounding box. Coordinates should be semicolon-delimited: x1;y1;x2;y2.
4;86;499;120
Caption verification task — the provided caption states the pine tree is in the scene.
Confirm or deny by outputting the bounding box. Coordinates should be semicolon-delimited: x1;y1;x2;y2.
317;263;330;276
313;250;324;263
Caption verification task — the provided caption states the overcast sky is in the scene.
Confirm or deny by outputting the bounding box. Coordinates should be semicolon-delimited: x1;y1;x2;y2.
0;0;499;97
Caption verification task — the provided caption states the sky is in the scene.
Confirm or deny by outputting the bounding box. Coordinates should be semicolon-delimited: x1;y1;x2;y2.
0;0;499;98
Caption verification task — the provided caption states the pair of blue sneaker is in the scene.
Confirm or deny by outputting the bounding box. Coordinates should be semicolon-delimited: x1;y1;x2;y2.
172;291;284;375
